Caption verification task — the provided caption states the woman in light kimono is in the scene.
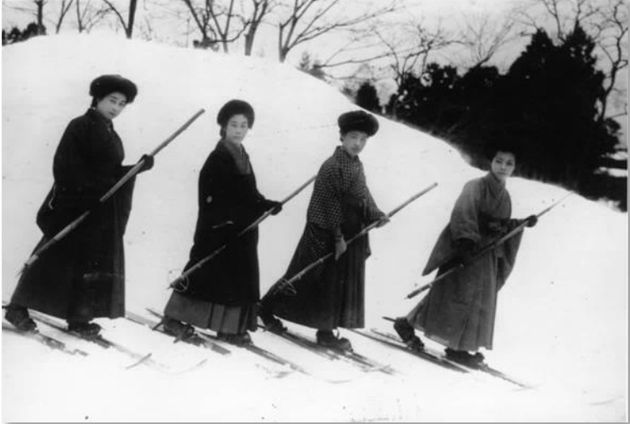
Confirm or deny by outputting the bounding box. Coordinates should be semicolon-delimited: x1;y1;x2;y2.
394;144;537;365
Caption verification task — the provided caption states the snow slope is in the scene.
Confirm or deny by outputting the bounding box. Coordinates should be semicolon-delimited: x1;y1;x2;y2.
2;34;627;422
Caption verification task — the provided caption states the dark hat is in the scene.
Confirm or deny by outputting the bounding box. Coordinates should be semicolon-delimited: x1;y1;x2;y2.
483;137;521;161
217;99;255;128
89;74;138;103
338;110;379;136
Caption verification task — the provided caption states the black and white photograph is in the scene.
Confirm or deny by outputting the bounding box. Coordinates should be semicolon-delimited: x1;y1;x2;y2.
1;0;627;421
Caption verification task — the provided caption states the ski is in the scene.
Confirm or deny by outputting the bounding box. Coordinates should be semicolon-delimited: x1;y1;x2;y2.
258;324;396;375
258;324;340;361
29;311;157;371
351;328;467;373
372;327;532;389
143;308;308;377
126;310;231;356
450;360;533;389
3;322;88;357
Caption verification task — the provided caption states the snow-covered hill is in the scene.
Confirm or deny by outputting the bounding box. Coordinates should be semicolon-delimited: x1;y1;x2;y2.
2;34;627;422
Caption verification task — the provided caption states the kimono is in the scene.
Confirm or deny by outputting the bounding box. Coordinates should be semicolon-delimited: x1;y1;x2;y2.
165;139;272;334
407;172;523;351
265;146;384;330
11;108;135;321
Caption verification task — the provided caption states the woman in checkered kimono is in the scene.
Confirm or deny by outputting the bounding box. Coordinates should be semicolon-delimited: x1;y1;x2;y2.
259;110;387;351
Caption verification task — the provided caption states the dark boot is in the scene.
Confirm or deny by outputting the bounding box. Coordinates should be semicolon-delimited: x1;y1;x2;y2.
4;305;37;332
258;300;286;334
445;348;485;366
67;321;101;338
316;330;352;351
162;317;195;341
218;332;252;346
393;317;424;352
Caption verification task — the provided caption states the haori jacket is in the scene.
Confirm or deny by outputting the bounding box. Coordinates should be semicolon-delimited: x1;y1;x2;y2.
269;146;385;330
307;146;383;236
180;139;273;306
12;108;136;320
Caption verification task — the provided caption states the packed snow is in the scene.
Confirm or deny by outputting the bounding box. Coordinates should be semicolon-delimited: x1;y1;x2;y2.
2;34;627;422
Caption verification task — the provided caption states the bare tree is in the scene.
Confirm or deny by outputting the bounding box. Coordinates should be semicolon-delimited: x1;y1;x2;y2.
517;0;628;121
592;0;628;121
456;11;517;68
377;20;454;88
243;0;275;55
274;0;397;62
34;0;47;34
179;0;252;52
101;0;138;38
75;0;110;32
179;0;219;49
54;0;75;33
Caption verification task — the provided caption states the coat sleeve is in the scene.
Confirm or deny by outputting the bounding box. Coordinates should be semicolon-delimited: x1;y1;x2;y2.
198;151;264;230
449;180;482;244
363;184;384;222
198;153;231;224
52;119;119;193
317;161;345;235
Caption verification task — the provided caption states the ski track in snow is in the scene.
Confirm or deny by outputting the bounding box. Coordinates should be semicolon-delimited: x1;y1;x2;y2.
2;34;627;422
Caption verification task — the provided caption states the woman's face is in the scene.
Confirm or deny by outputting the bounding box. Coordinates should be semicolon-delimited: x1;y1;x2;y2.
95;92;128;120
490;151;516;182
340;130;369;157
224;114;249;144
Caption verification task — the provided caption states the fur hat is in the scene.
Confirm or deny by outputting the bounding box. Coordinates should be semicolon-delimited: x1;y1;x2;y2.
217;99;255;128
89;74;138;103
337;110;379;136
483;136;521;161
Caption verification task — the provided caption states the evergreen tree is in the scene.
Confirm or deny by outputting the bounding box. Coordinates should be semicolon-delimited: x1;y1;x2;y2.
386;25;625;209
356;82;381;113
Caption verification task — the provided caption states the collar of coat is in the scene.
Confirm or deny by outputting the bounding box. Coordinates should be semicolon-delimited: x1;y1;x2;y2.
483;172;507;198
334;145;360;163
86;108;114;131
217;138;251;174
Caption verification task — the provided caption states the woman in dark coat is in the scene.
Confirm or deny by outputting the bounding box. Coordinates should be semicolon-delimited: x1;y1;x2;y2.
163;99;281;346
5;74;152;337
393;144;536;365
259;110;388;351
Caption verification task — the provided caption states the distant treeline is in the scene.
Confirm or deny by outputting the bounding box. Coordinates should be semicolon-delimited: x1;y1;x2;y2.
356;26;627;211
2;22;46;45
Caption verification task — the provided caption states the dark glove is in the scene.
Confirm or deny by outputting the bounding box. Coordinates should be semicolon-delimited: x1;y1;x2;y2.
523;214;538;228
268;278;297;297
375;214;390;228
264;200;283;216
453;238;476;264
334;237;347;260
88;197;104;212
212;220;238;242
485;218;510;235
138;154;154;173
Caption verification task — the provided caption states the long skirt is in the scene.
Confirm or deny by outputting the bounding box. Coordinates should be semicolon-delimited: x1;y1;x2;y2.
406;253;500;351
265;222;368;330
164;291;257;334
10;183;134;321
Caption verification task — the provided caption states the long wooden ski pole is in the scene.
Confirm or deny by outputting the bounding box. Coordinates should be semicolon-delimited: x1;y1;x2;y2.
21;109;206;271
405;192;572;299
169;175;317;291
281;182;438;289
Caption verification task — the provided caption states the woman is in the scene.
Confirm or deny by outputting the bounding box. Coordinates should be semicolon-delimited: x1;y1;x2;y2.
5;74;152;337
393;144;536;365
163;99;281;346
259;110;388;351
